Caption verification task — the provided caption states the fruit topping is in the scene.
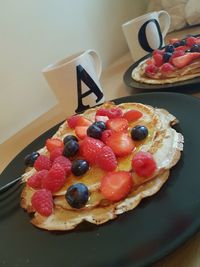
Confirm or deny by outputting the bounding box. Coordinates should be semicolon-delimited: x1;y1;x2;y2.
24;151;40;167
63;140;79;157
106;117;129;132
152;49;164;56
160;63;175;74
186;36;197;47
63;135;78;145
67;115;92;129
96;146;117;171
27;170;48;190
80;137;105;164
75;126;88;139
42;163;66;193
87;123;102;139
153;53;163;67
106;132;135;157
132;151;157;178
101;129;113;144
163;52;172;63
71;159;89;176
96;107;123;119
172;52;200;68
46;138;64;152
165;44;174;53
95;115;109;123
100;171;133;202
131;125;148;141
190;44;200;53
34;155;52;171
31;189;53;216
53;156;72;176
65;183;89;209
123;110;143;122
169;38;180;45
50;147;63;162
93;121;106;131
145;64;158;76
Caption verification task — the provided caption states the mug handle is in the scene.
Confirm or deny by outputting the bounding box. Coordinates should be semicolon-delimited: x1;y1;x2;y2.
88;50;102;79
157;10;171;38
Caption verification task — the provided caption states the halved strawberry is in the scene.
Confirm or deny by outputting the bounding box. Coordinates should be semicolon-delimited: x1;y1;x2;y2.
123;110;143;122
153;53;163;67
106;118;129;132
67;115;92;129
95;115;109;123
174;45;188;52
186;37;197;47
100;171;133;201
172;52;200;68
46;138;64;152
101;129;113;144
75;126;88;139
106;132;135;156
96;146;117;171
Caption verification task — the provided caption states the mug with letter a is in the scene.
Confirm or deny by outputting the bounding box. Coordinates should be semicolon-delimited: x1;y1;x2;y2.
42;49;104;115
122;11;170;61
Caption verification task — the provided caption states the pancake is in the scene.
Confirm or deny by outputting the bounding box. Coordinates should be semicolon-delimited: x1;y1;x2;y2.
20;102;184;231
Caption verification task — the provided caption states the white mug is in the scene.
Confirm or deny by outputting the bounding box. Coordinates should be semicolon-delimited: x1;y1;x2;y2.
42;50;104;115
122;11;171;61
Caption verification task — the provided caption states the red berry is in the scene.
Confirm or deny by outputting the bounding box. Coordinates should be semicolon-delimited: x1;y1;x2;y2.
96;146;117;171
106;118;129;132
67;115;91;129
175;45;187;52
106;132;135;157
169;50;185;63
160;63;175;74
172;52;200;68
186;37;197;47
146;58;155;65
152;49;164;56
31;189;53;216
95;115;109;123
53;156;72;176
153;53;163;67
34;155;52;171
75;126;88;139
145;64;158;76
101;129;113;144
80;137;105;164
100;171;133;201
132;151;157;178
50;147;63;162
42;163;66;193
123;110;143;122
169;38;180;44
46;138;64;153
96;107;123;119
27;170;48;190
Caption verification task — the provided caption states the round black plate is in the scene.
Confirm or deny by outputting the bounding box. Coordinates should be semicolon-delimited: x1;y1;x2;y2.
1;92;200;267
123;53;200;91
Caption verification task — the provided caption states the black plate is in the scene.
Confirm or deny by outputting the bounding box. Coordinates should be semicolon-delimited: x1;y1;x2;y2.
1;92;200;267
123;54;200;91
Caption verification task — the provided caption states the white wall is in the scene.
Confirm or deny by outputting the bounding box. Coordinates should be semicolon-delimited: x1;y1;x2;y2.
0;0;147;144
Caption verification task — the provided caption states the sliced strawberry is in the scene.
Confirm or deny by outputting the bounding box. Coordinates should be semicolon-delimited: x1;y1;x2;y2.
95;115;109;123
153;53;163;67
123;110;143;122
172;52;200;68
106;118;128;132
106;132;135;157
75;126;88;139
100;171;133;201
101;129;113;144
67;115;92;129
46;138;64;153
96;146;117;171
186;37;197;47
81;137;105;164
174;45;188;52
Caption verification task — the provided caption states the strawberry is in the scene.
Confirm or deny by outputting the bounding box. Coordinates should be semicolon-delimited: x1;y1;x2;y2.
153;53;163;67
42;163;66;193
67;115;91;129
172;52;200;68
174;45;187;52
100;171;133;201
123;110;143;122
132;151;157;178
34;155;52;171
96;107;123;119
95;115;109;123
152;49;164;56
27;170;48;190
75;126;88;139
31;189;53;216
80;137;105;164
96;146;117;171
145;64;158;76
50;147;63;162
186;37;197;47
106;132;135;157
46;138;64;153
101;129;113;144
106;118;129;132
160;63;175;74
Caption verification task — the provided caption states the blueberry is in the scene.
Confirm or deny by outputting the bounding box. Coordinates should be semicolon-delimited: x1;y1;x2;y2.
179;39;186;46
173;41;181;48
131;125;148;141
71;159;89;176
87;124;102;139
190;44;200;52
165;45;174;53
93;121;106;131
24;152;40;167
63;140;79;157
65;183;89;209
63;135;78;145
163;52;172;62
